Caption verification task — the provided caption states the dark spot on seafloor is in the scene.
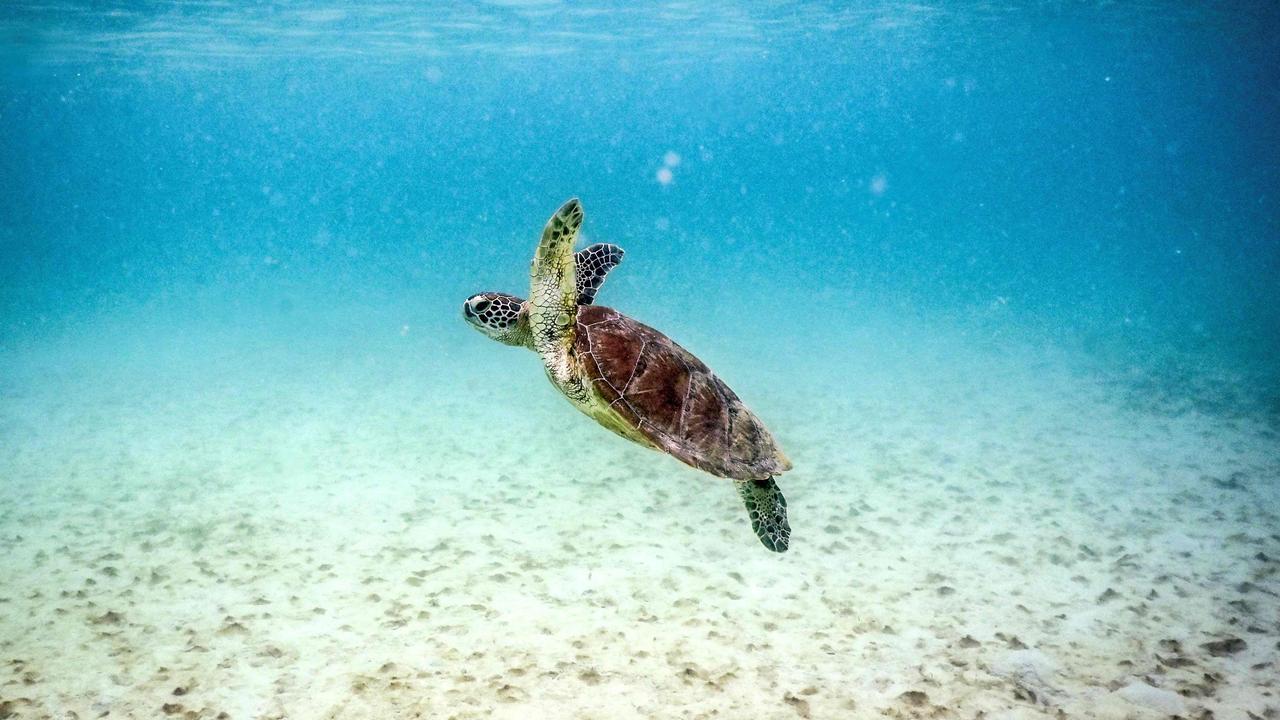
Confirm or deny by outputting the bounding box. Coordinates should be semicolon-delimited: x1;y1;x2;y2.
899;690;929;707
783;692;811;718
1201;637;1246;656
217;620;250;636
1157;654;1196;668
1210;471;1246;490
90;610;124;625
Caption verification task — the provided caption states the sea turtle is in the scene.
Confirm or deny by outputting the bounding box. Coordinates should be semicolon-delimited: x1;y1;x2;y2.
463;199;792;552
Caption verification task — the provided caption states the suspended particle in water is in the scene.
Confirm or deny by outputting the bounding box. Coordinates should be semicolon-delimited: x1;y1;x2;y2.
869;174;888;196
663;150;681;168
656;167;674;186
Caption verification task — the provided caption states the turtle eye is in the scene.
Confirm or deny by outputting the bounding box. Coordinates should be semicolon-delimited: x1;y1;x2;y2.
473;299;491;314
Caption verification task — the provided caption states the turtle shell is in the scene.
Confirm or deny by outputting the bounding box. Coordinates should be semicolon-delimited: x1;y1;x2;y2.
574;304;791;480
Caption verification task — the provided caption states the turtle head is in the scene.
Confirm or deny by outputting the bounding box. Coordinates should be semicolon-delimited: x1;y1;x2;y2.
463;292;532;348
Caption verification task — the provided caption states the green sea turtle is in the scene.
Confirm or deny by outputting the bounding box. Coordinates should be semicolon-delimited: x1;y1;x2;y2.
463;199;792;552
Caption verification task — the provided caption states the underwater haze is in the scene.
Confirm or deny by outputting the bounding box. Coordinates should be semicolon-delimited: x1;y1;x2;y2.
2;3;1279;718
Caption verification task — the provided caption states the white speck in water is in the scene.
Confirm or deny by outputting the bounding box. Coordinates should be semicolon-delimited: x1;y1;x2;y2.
662;150;681;168
656;167;674;185
869;173;888;196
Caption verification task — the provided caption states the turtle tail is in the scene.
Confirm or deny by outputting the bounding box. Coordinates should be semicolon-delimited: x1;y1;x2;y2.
737;478;790;553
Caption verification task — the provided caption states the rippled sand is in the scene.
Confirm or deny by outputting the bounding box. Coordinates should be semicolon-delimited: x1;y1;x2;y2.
1;314;1276;719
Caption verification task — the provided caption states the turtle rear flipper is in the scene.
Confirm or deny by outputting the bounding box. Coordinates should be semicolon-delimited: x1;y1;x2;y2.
737;478;790;553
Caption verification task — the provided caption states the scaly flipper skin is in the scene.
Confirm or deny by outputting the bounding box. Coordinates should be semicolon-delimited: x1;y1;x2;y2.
574;243;625;306
529;198;585;396
736;478;790;553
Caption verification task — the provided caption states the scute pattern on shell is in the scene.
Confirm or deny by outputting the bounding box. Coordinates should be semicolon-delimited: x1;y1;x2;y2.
575;304;791;481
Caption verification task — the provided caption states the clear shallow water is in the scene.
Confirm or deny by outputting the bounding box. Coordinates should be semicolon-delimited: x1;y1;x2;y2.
4;2;1277;390
2;3;1279;718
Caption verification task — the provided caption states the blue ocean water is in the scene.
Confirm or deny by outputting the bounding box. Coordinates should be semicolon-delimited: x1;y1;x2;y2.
2;3;1279;717
4;2;1277;396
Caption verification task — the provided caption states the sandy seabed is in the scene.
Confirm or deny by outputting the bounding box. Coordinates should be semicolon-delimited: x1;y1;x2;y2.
1;316;1277;720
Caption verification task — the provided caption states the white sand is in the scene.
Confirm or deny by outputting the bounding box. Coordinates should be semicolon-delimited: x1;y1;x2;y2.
1;311;1277;719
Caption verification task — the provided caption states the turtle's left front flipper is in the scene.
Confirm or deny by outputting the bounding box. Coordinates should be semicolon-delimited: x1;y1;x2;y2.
737;478;790;553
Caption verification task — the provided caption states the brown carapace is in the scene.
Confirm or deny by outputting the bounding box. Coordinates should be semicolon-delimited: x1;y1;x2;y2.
576;305;792;551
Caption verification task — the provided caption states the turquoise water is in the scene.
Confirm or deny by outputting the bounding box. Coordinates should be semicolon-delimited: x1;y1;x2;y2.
2;3;1278;718
4;3;1277;388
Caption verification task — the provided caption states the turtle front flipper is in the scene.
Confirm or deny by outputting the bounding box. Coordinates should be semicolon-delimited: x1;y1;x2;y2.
737;478;790;553
574;243;625;305
530;198;582;347
530;198;584;389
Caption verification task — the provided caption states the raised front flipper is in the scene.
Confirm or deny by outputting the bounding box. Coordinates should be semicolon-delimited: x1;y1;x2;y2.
575;243;625;305
529;198;583;357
